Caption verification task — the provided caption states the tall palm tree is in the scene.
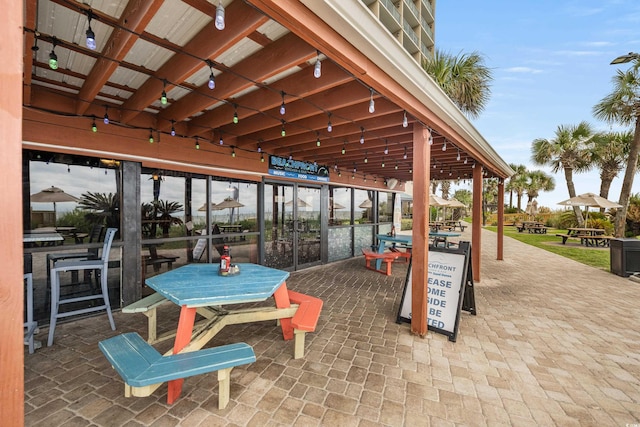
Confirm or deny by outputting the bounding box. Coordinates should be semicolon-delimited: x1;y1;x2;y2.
593;59;640;236
505;164;527;209
531;121;594;227
422;49;493;118
525;170;555;202
589;131;633;211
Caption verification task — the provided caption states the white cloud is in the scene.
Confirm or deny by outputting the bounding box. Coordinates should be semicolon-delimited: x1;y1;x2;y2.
504;66;544;74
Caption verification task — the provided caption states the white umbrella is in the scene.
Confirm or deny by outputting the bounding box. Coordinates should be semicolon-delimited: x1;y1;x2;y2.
214;197;245;223
285;198;311;208
358;199;372;208
558;193;622;227
30;186;80;225
525;199;538;219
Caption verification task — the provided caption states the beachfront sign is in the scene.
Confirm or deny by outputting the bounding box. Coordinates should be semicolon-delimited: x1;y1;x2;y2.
268;155;330;182
397;241;476;342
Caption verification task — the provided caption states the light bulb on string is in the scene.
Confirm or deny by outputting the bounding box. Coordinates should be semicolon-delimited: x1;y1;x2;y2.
232;147;236;158
219;130;224;145
403;146;407;160
281;120;286;137
91;118;97;132
260;153;265;162
170;120;176;136
257;142;262;153
464;157;468;164
195;137;200;150
428;128;433;145
381;158;385;168
327;113;332;132
103;106;109;124
368;89;375;113
49;38;58;70
360;127;365;144
313;51;322;78
442;140;447;151
233;104;238;123
85;12;96;50
149;129;154;143
383;141;388;155
402;111;408;128
395;162;398;170
160;79;168;105
215;1;225;30
207;62;215;90
280;91;286;115
364;150;368;163
457;148;461;161
316;133;321;147
341;142;346;155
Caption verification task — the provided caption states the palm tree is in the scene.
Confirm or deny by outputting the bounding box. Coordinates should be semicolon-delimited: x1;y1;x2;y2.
525;170;555;202
422;49;493;118
78;191;120;229
589;131;633;211
505;164;527;209
155;200;184;237
531;121;594;227
593;59;640;236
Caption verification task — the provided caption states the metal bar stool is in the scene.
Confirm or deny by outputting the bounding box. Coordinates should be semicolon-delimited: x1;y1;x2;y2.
48;228;118;346
24;254;38;354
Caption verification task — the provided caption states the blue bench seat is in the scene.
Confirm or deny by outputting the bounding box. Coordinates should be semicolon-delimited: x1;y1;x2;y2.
99;332;255;408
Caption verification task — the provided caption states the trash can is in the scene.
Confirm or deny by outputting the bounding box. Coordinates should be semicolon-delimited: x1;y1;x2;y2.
610;238;640;277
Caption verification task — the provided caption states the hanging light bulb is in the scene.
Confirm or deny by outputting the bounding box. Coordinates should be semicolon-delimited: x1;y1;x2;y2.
281;120;286;137
341;142;346;155
257;142;262;153
91;118;97;132
403;146;407;160
442;140;447;151
395;162;398;170
464;156;468;164
170;120;176;136
360;127;365;144
364;150;368;163
327;113;332;132
208;62;215;90
368;89;375;113
195;137;200;150
215;1;225;30
363;175;367;182
352;174;355;180
233;104;238;123
260;153;265;162
280;91;286;115
457;148;461;161
219;130;224;145
316;133;321;147
288;150;293;161
353;163;357;173
409;167;413;173
383;140;388;155
381;158;385;168
232;147;236;157
149;129;154;143
49;38;58;70
428;128;433;145
85;12;96;50
160;79;168;105
472;162;476;168
314;51;322;78
402;110;408;128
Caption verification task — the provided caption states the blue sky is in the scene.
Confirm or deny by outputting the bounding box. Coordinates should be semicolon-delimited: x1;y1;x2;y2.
436;0;640;209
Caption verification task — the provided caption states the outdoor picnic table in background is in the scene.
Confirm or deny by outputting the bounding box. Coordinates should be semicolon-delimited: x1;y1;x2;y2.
516;221;548;234
556;228;611;247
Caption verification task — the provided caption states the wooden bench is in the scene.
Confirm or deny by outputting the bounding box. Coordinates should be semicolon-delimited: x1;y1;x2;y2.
555;233;574;244
122;293;172;344
361;248;400;275
388;245;412;263
287;290;323;359
584;235;612;247
143;255;179;273
98;332;255;408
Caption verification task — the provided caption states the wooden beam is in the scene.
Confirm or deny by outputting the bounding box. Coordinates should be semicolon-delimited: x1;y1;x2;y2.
472;166;483;282
497;179;505;260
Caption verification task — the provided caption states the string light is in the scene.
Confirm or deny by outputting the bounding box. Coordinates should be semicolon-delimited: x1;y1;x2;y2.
341;141;346;155
195;137;200;149
280;91;286;115
207;61;215;90
219;130;224;145
160;79;168;105
403;146;407;160
464;156;468;164
353;163;357;173
257;142;262;153
215;1;225;30
49;38;58;70
327;113;332;132
442;140;447;151
281;120;286;137
395;162;398;170
457;148;461;161
314;51;322;78
472;162;476;168
316;132;321;147
428;128;433;145
368;88;375;113
381;157;385;168
85;11;96;50
170;120;176;136
103;106;109;124
364;150;368;163
402;110;408;128
360;127;365;144
149;129;154;143
232;147;236;157
91;117;97;132
260;153;265;162
233;104;238;123
383;140;388;155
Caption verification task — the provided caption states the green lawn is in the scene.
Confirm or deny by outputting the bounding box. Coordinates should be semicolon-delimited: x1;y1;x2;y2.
484;226;611;271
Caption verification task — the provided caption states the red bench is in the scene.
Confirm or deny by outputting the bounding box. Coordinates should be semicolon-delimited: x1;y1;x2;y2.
388;246;411;263
361;248;399;275
287;290;323;359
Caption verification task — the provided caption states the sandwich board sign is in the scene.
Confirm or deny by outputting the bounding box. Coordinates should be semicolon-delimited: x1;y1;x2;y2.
396;241;476;342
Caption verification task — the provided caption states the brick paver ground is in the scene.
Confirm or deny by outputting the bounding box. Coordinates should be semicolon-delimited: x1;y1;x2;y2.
24;227;640;426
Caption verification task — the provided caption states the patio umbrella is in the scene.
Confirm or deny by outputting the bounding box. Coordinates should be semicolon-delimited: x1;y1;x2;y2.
429;194;450;221
358;199;373;208
30;186;80;225
285;197;311;208
215;197;244;223
557;192;622;227
197;202;218;212
525;199;538;219
443;198;465;220
331;201;346;210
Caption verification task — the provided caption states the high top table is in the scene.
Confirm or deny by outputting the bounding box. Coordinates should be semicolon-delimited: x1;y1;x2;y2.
145;263;296;403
